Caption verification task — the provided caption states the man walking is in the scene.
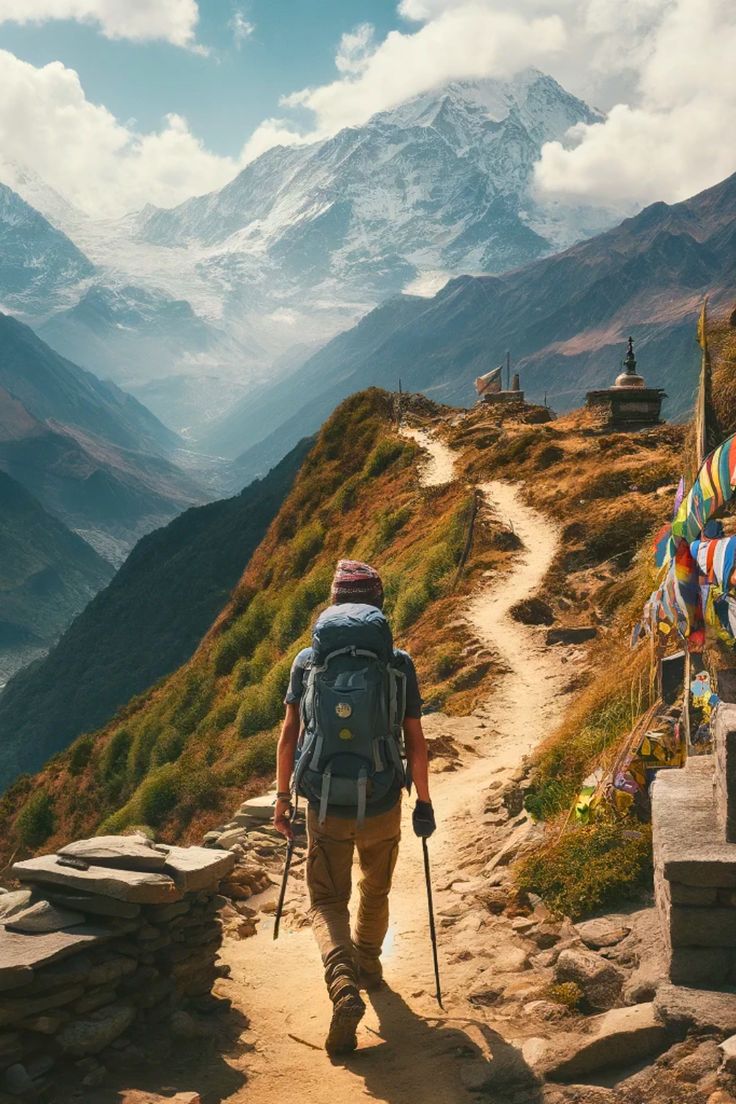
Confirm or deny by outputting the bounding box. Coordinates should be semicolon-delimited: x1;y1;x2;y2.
274;560;436;1055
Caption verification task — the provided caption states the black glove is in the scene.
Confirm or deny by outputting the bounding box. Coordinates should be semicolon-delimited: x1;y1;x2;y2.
413;800;436;838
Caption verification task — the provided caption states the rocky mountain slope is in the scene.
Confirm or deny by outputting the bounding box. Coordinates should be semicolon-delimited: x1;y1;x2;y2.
0;470;113;687
0;437;311;779
0;314;205;561
211;171;736;482
0;387;684;865
0;183;93;316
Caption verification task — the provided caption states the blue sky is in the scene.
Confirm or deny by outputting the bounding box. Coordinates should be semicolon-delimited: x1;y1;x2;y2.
0;2;401;157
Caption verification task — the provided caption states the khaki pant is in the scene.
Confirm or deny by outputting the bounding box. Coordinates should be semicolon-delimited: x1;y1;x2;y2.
306;800;402;1001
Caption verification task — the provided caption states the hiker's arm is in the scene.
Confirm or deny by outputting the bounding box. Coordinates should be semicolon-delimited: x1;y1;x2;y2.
274;704;300;839
403;716;431;803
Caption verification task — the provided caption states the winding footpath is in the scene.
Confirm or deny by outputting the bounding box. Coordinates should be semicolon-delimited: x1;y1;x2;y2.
222;429;570;1104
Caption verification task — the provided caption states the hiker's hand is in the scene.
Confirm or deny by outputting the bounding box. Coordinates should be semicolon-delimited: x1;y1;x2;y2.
413;800;436;838
274;798;294;841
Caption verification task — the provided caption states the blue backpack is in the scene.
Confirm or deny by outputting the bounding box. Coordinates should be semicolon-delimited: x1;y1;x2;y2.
294;603;408;825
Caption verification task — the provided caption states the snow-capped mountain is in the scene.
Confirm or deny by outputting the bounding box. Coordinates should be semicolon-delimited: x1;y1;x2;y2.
130;70;616;386
0;71;618;440
0;183;94;315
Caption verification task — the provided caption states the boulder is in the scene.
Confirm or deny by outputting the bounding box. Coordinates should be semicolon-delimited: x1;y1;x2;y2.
655;984;736;1035
535;1003;670;1081
0;891;32;922
575;916;631;949
554;948;625;1011
546;627;597;645
459;1045;536;1091
674;1038;721;1082
58;834;167;872
158;845;236;893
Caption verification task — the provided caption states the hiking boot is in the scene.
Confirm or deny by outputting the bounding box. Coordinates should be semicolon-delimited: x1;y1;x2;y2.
324;988;366;1056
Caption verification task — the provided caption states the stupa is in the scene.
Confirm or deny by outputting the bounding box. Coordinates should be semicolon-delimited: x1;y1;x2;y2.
585;337;665;428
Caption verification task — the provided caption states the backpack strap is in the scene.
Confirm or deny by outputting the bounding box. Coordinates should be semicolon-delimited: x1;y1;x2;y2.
314;646;381;670
318;764;332;826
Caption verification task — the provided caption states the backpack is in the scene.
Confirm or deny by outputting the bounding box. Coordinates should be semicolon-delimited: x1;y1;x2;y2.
293;603;408;825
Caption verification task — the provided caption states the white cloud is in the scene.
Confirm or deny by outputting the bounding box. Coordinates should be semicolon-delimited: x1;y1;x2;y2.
534;0;736;207
0;0;200;47
280;6;565;135
0;49;238;216
335;23;375;75
229;10;254;49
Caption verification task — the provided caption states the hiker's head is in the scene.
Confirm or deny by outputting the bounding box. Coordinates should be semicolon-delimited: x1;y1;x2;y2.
331;559;384;609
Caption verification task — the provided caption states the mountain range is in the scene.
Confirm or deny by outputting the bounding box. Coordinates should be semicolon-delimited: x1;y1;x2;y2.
0;437;310;783
0;471;113;688
209;171;736;485
0;71;614;436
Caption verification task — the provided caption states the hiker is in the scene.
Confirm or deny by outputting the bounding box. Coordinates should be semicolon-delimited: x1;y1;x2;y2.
273;559;435;1055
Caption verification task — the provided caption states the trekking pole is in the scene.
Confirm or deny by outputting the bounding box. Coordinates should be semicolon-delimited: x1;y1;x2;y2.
273;797;297;941
421;837;444;1009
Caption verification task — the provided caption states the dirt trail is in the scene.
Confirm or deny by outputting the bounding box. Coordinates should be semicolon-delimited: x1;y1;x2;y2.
223;431;569;1104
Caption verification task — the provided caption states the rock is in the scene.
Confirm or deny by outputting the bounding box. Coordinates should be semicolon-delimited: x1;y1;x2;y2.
528;924;561;950
6;899;86;934
477;887;508;915
512;917;535;934
485;820;533;872
522;1000;568;1021
720;1035;736;1074
13;855;179;904
536;1003;670;1081
468;970;503;1006
0;927;109;990
59;834;168;871
546;627;597;645
709;1095;736;1104
575;916;631;949
655;984;736;1035
215;828;248;850
157;844;236;892
42;890;141;919
554;948;624;1011
0;891;32;922
58;1003;135;1056
460;1045;536;1091
674;1038;721;1081
0;1064;34;1097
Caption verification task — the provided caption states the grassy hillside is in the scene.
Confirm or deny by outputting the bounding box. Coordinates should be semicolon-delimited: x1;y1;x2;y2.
0;471;113;682
0;439;312;789
0;390;504;856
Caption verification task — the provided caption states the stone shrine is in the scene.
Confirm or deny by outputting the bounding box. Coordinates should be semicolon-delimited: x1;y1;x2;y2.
586;337;665;428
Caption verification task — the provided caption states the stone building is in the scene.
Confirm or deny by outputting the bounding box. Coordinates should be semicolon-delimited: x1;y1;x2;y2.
586;338;665;428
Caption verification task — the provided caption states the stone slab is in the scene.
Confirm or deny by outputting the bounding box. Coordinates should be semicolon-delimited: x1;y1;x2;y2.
0;892;32;922
538;1003;670;1081
670;884;719;906
58;834;168;872
652;758;736;886
669;906;736;947
655;983;736;1034
158;845;236;893
715;705;736;844
669;947;733;988
40;890;141;919
0;927;108;981
5;900;85;934
12;855;180;904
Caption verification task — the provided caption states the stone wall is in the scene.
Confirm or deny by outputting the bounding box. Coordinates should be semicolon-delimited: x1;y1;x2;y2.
652;704;736;987
0;835;235;1099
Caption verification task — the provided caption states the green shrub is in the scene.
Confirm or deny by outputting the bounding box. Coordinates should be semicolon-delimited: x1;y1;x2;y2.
135;764;181;827
291;522;325;574
214;593;274;677
373;506;412;552
542;982;583;1009
68;735;94;776
223;732;278;785
433;646;463;680
516;817;653;919
16;790;55;848
236;654;293;737
363;438;407;478
151;725;186;767
100;727;132;782
393;580;432;632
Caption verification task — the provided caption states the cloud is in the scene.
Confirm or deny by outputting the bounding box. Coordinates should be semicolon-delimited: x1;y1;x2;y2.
0;0;201;47
534;0;736;207
229;10;254;49
279;6;566;135
0;49;237;216
335;23;375;75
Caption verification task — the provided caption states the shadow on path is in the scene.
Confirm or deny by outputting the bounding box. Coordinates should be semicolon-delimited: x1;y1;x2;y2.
340;985;541;1104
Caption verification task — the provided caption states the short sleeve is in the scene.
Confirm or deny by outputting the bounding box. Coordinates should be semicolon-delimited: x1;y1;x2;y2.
394;650;423;718
284;647;312;706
